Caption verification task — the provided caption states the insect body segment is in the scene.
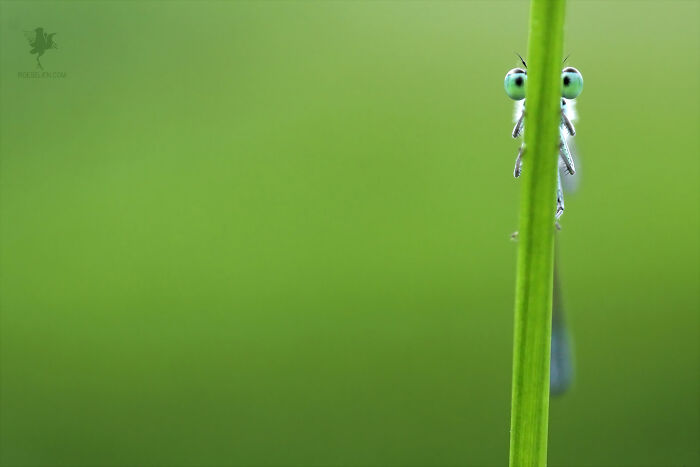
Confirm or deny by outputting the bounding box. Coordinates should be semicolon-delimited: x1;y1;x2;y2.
504;62;583;222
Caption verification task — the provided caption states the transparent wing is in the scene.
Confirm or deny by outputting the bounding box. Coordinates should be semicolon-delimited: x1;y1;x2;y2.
550;249;574;396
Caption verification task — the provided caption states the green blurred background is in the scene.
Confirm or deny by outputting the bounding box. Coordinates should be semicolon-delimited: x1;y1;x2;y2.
1;1;698;465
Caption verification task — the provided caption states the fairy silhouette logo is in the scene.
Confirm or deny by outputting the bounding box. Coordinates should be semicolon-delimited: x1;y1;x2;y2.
24;27;58;70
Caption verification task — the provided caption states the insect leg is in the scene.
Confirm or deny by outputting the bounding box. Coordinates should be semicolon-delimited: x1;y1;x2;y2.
559;133;576;175
561;109;576;136
514;144;524;178
556;170;565;220
512;111;524;138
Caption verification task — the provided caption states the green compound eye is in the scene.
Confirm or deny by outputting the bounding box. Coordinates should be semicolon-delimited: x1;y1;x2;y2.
504;68;527;101
561;67;583;99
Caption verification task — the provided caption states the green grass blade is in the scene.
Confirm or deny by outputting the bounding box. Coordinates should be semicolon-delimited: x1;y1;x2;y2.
509;1;567;466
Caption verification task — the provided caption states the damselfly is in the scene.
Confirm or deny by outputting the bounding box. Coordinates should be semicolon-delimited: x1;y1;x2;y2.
504;54;583;395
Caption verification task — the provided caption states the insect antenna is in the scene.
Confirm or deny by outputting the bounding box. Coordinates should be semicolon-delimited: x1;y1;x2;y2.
515;52;527;68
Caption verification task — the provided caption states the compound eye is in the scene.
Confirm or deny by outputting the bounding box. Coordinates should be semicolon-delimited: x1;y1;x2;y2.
561;67;583;99
504;68;527;101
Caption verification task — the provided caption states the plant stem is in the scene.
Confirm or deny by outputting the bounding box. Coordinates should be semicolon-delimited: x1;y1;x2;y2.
509;1;567;466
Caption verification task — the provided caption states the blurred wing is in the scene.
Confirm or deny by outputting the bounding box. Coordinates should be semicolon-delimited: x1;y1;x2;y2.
550;312;574;396
550;257;574;397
